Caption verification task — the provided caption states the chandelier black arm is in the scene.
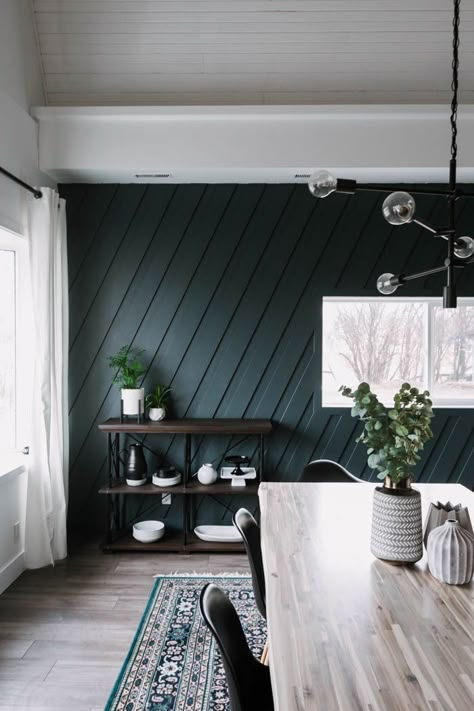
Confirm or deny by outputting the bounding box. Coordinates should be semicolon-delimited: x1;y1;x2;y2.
398;264;450;284
338;183;474;199
357;184;451;197
384;259;467;288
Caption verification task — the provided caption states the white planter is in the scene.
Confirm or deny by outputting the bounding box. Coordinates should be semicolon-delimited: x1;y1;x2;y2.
148;407;166;421
121;388;144;416
197;463;218;486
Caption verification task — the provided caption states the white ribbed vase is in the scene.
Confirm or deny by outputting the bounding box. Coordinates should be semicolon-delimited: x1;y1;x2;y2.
427;519;474;585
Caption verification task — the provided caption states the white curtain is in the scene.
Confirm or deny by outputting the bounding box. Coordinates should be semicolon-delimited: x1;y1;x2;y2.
24;188;68;568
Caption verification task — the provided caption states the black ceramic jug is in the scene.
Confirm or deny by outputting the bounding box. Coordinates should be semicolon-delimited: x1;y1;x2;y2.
125;444;147;486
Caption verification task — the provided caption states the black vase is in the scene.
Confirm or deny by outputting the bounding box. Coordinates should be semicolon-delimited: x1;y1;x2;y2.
125;444;147;487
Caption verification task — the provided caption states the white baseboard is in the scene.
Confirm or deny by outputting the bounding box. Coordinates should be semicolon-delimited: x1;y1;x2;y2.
0;552;25;594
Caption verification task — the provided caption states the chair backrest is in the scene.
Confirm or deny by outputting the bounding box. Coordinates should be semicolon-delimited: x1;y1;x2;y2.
300;459;363;483
233;508;266;620
200;584;274;711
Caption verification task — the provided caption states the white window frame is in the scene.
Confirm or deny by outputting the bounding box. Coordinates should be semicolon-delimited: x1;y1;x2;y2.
0;227;30;452
322;296;474;409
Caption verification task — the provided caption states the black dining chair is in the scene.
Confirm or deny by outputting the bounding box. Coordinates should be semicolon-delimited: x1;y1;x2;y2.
300;458;363;483
233;508;266;620
200;583;274;711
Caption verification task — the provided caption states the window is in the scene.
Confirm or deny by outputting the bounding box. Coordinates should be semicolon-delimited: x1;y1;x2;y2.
322;297;474;407
0;229;29;450
0;248;16;447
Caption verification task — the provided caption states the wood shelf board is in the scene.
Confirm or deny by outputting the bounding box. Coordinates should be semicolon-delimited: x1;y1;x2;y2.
101;530;247;553
185;533;246;553
187;480;260;495
99;480;260;496
101;531;185;552
99;481;187;495
98;417;272;434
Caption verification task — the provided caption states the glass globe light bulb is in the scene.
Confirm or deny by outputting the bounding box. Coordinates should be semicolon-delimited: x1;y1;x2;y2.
377;273;399;295
382;192;416;225
308;170;338;198
454;235;474;259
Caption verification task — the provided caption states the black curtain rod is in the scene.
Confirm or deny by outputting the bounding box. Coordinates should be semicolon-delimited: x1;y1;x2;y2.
0;166;42;199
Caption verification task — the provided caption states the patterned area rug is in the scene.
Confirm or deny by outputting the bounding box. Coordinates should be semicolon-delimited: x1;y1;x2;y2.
105;575;266;711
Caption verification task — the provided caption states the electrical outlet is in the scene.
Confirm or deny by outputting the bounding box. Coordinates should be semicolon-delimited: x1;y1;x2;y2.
13;521;20;544
162;494;172;506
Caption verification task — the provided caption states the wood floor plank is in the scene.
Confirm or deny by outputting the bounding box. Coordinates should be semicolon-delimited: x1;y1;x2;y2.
44;660;119;686
23;640;125;663
0;659;55;682
0;680;113;708
0;593;120;611
0;707;92;711
0;543;247;709
0;639;34;659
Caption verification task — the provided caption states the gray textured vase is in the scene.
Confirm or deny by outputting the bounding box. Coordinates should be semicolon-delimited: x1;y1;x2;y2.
427;518;474;585
371;483;423;564
423;501;473;548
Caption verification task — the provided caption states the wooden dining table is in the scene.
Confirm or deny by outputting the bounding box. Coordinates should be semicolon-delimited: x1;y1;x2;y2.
259;482;474;711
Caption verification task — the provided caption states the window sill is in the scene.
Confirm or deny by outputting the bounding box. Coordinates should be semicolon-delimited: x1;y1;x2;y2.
0;452;27;482
322;403;474;409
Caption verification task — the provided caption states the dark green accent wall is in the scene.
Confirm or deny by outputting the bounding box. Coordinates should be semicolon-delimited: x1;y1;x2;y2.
61;183;474;532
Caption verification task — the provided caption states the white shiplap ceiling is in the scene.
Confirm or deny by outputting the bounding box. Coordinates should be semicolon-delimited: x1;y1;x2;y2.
32;0;474;107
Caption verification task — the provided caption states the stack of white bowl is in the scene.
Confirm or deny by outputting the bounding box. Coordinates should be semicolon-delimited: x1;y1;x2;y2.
132;520;165;543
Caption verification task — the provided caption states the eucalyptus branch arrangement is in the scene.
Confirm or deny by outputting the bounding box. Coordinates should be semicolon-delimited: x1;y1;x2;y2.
107;345;146;389
340;382;434;484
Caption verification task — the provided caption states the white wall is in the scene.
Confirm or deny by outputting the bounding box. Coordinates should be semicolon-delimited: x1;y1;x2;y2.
0;0;51;235
0;0;46;590
0;465;27;594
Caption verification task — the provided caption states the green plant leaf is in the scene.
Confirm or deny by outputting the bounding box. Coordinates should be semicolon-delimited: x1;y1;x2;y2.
368;453;380;468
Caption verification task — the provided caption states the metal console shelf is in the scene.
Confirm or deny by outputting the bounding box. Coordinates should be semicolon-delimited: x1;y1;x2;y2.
98;418;272;553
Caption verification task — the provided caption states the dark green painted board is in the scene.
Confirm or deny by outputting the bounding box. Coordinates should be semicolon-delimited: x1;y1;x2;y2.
62;183;474;532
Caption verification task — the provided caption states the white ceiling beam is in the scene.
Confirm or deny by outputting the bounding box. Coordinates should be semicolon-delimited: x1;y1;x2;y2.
32;105;474;184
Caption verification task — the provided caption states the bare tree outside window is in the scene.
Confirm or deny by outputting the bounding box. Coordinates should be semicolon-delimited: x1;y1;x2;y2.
322;298;474;407
432;305;474;401
323;301;424;405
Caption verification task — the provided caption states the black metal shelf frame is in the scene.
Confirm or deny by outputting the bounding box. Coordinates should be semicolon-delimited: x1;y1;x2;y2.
102;423;268;552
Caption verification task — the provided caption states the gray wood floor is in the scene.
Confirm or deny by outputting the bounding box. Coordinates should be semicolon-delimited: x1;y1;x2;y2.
0;541;249;710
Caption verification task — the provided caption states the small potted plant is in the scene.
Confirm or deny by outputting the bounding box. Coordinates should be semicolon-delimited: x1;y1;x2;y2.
107;345;146;418
145;384;171;421
340;382;434;565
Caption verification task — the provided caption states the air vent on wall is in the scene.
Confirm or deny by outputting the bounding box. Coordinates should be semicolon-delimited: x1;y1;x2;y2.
135;173;172;179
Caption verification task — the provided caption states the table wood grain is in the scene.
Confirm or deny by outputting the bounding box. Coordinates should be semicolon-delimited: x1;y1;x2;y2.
259;482;474;711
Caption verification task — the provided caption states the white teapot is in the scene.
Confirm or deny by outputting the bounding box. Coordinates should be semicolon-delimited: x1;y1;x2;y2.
197;463;218;485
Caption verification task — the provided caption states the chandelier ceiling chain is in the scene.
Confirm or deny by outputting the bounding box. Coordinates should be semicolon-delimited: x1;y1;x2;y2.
450;0;460;170
308;0;474;309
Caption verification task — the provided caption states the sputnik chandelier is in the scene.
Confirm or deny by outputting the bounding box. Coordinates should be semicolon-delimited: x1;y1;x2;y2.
308;0;474;308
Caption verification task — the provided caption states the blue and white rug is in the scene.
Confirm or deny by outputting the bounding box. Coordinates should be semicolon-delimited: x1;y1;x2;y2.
105;575;266;711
